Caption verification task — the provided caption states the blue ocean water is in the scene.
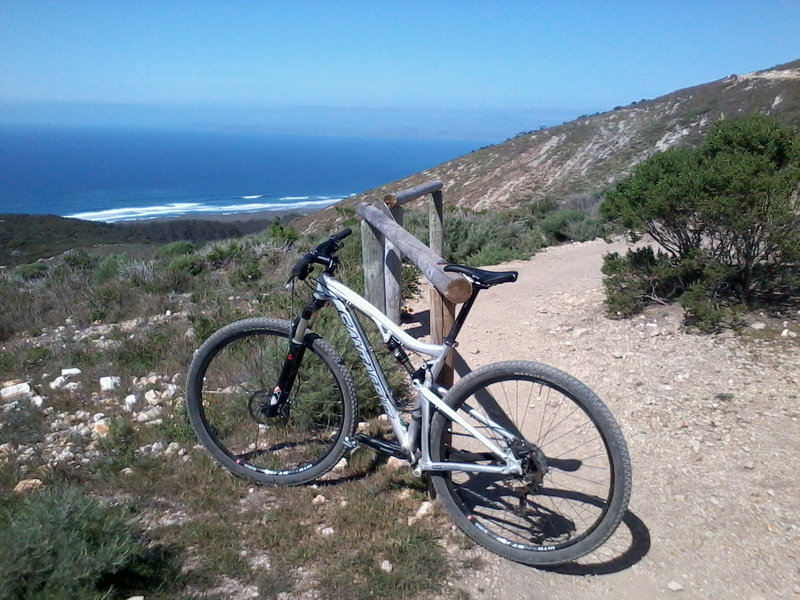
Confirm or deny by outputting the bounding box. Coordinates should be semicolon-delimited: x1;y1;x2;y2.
0;125;486;222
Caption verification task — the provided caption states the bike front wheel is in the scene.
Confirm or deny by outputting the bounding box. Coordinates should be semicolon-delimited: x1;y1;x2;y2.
429;361;631;565
186;317;356;485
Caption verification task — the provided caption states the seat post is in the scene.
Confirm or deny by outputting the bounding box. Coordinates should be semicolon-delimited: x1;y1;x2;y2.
442;286;482;347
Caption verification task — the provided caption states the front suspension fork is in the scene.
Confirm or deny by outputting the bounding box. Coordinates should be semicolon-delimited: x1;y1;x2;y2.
262;301;321;417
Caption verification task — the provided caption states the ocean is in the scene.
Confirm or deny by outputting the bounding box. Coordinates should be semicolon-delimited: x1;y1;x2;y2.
0;125;486;222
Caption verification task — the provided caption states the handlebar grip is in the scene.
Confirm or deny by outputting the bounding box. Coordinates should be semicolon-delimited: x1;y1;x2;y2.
289;228;351;282
290;253;314;280
331;227;352;242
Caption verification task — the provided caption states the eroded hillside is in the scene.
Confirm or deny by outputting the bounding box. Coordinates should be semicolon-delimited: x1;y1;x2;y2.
301;59;800;232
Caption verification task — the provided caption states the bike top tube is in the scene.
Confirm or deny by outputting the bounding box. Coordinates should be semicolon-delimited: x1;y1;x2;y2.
319;275;445;358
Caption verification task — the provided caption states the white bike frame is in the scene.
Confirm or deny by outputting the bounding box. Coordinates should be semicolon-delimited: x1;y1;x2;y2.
311;274;523;476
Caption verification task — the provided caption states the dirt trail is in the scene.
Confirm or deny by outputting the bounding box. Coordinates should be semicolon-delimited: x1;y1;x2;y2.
414;238;800;600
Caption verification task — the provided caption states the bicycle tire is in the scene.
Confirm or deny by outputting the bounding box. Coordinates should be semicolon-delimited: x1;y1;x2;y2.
186;317;356;485
429;360;631;565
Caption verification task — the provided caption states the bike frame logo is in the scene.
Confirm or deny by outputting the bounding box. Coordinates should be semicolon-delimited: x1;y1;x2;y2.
336;304;395;410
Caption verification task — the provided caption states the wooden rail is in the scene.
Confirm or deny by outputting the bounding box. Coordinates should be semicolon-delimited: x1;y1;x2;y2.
357;181;469;385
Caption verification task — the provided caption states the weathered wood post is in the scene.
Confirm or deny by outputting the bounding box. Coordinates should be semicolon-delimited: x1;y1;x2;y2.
358;181;465;385
360;217;385;312
425;187;456;385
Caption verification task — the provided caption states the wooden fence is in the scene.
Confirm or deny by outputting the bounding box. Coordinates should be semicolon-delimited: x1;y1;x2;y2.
356;181;471;384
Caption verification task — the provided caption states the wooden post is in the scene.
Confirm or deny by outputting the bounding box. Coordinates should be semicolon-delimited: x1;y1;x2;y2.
355;202;472;304
358;182;461;386
427;188;455;386
384;205;404;324
360;220;385;311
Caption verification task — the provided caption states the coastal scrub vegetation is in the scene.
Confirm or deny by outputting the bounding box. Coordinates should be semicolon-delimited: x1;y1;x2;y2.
601;115;800;330
0;197;603;597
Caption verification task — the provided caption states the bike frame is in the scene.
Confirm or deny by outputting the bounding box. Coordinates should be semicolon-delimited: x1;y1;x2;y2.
303;274;523;477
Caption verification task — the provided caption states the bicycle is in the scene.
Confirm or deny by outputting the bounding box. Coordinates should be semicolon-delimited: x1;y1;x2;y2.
186;228;632;566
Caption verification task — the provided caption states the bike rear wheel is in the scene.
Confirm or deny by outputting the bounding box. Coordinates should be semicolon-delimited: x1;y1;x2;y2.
429;361;631;565
186;318;356;485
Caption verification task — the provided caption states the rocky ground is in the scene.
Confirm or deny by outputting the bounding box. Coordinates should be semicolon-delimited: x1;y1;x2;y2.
414;238;800;600
2;237;799;599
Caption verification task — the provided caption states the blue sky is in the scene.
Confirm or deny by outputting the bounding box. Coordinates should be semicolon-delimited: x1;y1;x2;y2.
1;1;798;139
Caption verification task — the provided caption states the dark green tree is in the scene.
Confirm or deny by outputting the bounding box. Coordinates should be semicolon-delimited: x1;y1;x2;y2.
601;115;800;325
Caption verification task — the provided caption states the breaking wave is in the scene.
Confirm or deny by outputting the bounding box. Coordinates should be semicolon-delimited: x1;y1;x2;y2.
67;195;345;223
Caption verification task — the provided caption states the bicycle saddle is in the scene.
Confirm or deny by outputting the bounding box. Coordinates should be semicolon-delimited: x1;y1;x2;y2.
444;264;518;288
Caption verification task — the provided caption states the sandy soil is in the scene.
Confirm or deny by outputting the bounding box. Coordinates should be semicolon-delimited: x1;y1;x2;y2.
411;238;800;600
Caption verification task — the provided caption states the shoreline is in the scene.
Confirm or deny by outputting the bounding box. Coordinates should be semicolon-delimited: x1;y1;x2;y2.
129;207;316;225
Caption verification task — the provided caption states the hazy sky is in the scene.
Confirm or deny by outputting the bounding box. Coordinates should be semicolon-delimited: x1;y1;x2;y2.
1;1;798;138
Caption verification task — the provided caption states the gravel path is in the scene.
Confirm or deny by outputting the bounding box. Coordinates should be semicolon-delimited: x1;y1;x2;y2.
415;238;800;599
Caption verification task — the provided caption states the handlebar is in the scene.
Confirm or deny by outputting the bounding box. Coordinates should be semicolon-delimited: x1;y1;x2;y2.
288;228;352;282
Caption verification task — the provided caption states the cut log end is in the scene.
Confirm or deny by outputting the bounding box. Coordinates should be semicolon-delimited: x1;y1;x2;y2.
444;277;473;304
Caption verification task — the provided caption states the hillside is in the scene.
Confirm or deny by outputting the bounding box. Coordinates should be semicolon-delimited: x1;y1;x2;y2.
301;58;800;231
0;214;274;266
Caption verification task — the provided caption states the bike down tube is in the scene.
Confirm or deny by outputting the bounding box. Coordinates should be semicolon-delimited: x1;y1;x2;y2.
325;292;414;452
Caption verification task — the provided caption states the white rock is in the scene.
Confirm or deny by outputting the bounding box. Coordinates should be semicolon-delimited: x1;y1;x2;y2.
1;382;31;400
385;456;407;470
312;494;327;506
13;478;43;493
136;406;162;422
61;368;82;377
99;376;121;391
380;560;394;573
144;389;161;405
750;322;766;330
408;500;434;525
91;420;110;437
667;580;685;592
63;382;82;393
50;376;68;390
316;525;335;536
123;395;138;412
31;396;46;408
161;384;178;400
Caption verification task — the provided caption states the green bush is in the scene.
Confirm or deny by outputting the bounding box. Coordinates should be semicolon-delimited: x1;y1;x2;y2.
264;218;299;246
13;263;49;280
0;487;169;600
601;115;800;326
93;254;131;283
154;240;196;258
540;209;601;243
166;253;205;277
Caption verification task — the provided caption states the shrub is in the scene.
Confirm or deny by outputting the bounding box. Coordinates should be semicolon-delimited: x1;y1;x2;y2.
0;486;169;600
265;218;299;246
166;253;205;277
13;263;49;280
601;115;800;325
93;254;131;283
540;209;601;243
154;240;196;258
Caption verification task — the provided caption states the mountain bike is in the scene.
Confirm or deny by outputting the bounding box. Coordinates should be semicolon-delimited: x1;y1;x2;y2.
186;228;632;565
